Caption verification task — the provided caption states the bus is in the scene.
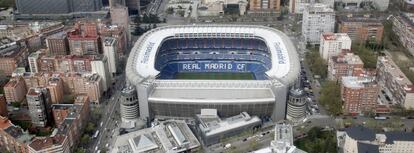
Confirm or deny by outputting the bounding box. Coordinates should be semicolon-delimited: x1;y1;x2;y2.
93;130;100;138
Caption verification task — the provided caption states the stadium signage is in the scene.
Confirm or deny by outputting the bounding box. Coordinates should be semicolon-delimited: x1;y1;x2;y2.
141;42;155;64
274;43;286;64
180;62;246;71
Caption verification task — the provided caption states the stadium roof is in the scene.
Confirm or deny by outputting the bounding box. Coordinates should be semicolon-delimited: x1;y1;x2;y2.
126;25;299;86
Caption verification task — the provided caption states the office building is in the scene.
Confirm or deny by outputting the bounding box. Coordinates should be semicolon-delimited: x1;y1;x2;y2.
16;0;102;15
328;51;364;81
26;87;51;127
391;13;414;56
341;76;379;115
100;25;128;57
337;126;414;153
338;14;384;44
286;88;307;122
120;86;139;122
377;56;414;110
0;116;33;153
4;76;27;104
249;0;281;12
302;4;335;44
103;37;118;75
320;33;352;60
46;32;69;56
195;109;261;146
111;120;200;153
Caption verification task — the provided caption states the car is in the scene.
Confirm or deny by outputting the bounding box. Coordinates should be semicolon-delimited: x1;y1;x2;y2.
243;138;247;142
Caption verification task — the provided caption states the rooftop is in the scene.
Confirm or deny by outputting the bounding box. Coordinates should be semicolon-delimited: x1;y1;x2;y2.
47;31;67;39
111;120;200;153
342;76;376;89
357;142;379;153
344;126;376;141
29;134;66;151
378;56;412;86
384;132;414;144
331;52;364;65
322;33;351;41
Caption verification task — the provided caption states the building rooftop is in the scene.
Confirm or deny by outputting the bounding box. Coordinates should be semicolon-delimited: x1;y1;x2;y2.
344;126;376;141
29;134;66;151
378;56;412;86
111;120;200;153
384;132;414;144
197;111;261;136
338;14;383;23
322;33;351;41
305;3;334;13
331;52;363;65
47;31;67;39
357;142;379;153
342;76;376;89
104;37;116;46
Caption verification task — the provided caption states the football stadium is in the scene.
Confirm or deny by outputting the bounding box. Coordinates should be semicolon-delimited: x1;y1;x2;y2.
126;25;300;121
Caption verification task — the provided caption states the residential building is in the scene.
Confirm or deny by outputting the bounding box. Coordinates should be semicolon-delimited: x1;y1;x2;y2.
26;87;51;127
68;22;100;55
302;4;335;44
338;14;384;44
100;25;128;57
0;43;29;76
16;0;102;14
47;77;64;104
4;76;27;104
103;37;118;75
91;55;112;92
0;95;7;117
111;120;200;153
341;76;379;115
198;0;248;16
336;0;389;11
289;0;334;14
377;56;414;109
391;13;414;56
249;0;280;12
320;33;352;60
36;55;99;73
29;96;89;153
0;116;33;153
46;32;69;56
84;73;102;104
402;0;414;12
195;109;261;146
110;5;129;30
337;126;414;153
28;50;44;73
328;51;364;81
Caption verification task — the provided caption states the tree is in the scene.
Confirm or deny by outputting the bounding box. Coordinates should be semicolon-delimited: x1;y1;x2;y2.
85;123;96;135
319;81;342;115
305;47;327;79
74;148;86;153
166;7;174;14
352;44;378;69
249;141;259;150
0;0;14;8
79;134;90;146
11;102;21;108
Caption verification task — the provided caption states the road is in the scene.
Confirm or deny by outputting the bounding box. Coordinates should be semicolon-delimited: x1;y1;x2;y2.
89;74;125;153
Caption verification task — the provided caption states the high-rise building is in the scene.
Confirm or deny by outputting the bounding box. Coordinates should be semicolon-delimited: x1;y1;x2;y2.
100;25;128;57
328;51;364;81
4;76;27;104
0;45;29;76
391;13;414;56
16;0;102;15
249;0;281;12
26;87;51;127
68;22;101;55
120;86;139;122
341;76;379;115
46;32;69;56
103;37;118;76
28;50;45;73
338;14;384;44
289;0;334;14
110;5;129;29
302;4;335;44
91;55;112;91
47;77;64;104
319;33;352;61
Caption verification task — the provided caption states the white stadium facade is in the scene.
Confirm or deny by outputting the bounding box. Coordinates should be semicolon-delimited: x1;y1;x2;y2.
126;25;300;122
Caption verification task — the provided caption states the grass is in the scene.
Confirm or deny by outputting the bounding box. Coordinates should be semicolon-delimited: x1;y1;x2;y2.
175;72;255;80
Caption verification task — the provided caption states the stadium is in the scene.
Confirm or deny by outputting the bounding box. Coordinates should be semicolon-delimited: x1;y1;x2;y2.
126;25;300;122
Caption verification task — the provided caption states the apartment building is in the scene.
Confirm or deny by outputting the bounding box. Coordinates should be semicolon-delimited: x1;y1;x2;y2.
3;76;27;104
302;3;335;44
0;116;33;153
391;13;414;56
341;76;379;115
26;87;51;127
320;33;352;60
338;14;384;44
0;43;29;76
328;51;364;81
46;32;69;56
249;0;280;12
376;56;414;109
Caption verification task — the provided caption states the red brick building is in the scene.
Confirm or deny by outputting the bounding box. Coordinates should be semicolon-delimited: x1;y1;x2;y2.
341;76;379;115
328;51;364;81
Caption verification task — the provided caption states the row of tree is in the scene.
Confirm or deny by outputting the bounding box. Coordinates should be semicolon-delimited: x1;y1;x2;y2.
319;81;342;116
305;47;327;79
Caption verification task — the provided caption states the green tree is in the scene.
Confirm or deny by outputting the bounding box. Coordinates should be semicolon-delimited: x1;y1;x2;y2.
249;141;259;150
166;7;174;14
305;47;327;79
85;123;96;135
79;134;90;146
74;148;86;153
0;0;15;8
11;102;21;108
319;81;342;115
352;44;378;69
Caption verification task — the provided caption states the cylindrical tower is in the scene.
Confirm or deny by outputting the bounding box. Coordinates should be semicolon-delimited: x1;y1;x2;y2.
286;88;306;122
120;85;139;122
